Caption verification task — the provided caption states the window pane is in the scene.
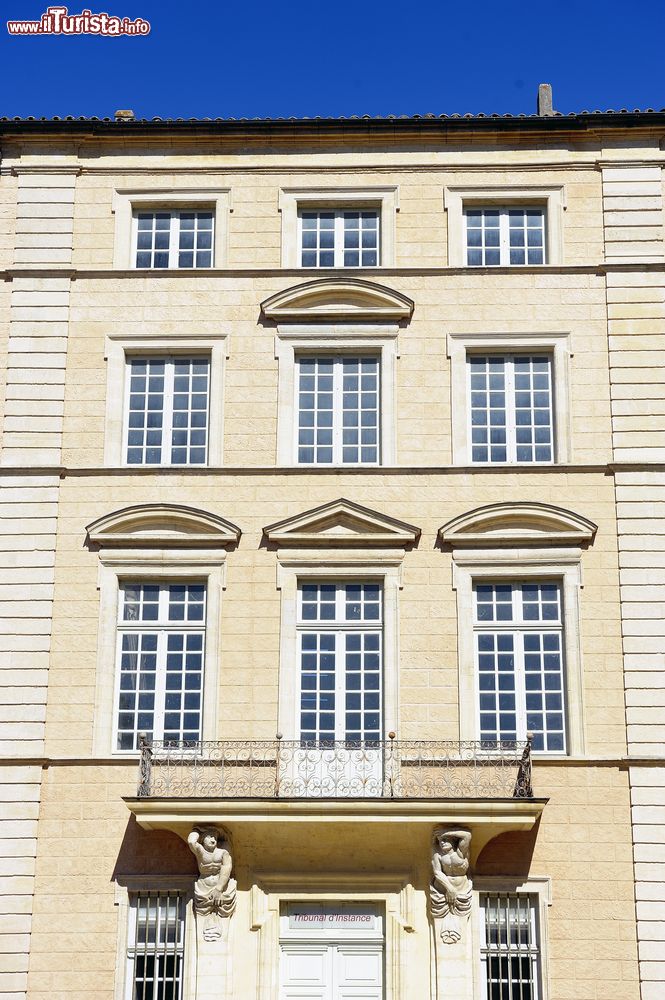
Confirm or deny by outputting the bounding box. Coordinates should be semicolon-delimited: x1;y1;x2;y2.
169;359;210;465
116;583;206;749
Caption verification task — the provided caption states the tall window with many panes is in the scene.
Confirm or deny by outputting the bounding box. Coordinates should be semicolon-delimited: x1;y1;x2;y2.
474;582;566;752
126;891;186;1000
114;583;206;751
124;357;210;465
133;209;214;268
296;356;380;465
298;210;380;267
465;207;545;266
468;354;553;463
297;583;382;743
479;893;541;1000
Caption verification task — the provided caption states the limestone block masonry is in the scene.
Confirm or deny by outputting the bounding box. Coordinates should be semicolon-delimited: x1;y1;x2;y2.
604;162;665;1000
1;110;665;1000
0;168;75;1000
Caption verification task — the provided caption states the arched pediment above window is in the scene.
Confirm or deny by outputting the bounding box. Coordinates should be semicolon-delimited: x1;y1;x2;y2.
260;278;414;321
264;498;420;548
85;504;241;549
438;502;597;548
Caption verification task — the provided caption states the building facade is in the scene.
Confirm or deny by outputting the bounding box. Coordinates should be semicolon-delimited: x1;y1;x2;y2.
0;96;663;1000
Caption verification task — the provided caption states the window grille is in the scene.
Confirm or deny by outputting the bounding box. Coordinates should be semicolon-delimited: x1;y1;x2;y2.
134;210;214;268
480;893;540;1000
296;356;380;465
127;891;186;1000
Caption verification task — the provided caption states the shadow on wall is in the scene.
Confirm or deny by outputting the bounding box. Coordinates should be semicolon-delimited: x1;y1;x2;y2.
112;815;197;880
474;818;541;877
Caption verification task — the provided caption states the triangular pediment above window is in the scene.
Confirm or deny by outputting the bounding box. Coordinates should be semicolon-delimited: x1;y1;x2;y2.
264;498;421;548
438;502;597;547
86;504;241;548
261;278;414;320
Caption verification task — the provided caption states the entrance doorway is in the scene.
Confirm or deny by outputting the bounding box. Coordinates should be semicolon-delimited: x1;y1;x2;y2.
279;902;384;999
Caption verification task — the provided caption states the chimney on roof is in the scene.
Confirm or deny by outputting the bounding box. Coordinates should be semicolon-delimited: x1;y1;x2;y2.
537;84;554;117
114;109;135;121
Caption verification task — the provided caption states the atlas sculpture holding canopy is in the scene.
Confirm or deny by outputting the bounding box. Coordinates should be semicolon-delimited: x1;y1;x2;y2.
188;826;237;941
429;826;473;944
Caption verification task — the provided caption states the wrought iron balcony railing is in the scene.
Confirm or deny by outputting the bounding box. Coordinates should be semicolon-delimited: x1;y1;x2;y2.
136;735;533;800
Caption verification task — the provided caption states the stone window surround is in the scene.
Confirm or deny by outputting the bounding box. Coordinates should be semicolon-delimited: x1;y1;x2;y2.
472;876;552;1000
279;187;399;268
275;324;399;466
443;185;565;268
113;877;196;1000
92;549;227;757
103;330;228;467
249;871;414;1000
275;554;403;741
447;330;572;466
452;548;586;756
112;188;232;269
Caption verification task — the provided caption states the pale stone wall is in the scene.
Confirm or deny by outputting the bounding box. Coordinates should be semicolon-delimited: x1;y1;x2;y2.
0;168;76;1000
604;163;665;1000
1;126;662;1000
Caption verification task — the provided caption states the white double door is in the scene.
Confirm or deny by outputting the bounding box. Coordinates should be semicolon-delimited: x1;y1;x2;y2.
280;940;383;999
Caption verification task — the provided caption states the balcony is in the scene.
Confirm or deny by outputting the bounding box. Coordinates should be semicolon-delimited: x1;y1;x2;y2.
136;736;534;800
126;736;545;866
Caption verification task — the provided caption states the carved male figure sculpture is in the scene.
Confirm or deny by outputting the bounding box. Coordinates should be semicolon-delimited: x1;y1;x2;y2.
188;826;237;941
429;826;473;944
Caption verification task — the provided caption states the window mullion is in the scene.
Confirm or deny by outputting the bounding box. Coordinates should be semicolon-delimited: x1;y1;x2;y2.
334;212;343;267
505;357;517;463
155;629;168;741
333;359;343;463
499;208;509;265
163;359;175;465
335;630;345;741
168;212;178;268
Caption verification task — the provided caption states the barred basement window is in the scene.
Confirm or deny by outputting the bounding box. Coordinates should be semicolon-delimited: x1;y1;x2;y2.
126;891;186;1000
480;893;540;1000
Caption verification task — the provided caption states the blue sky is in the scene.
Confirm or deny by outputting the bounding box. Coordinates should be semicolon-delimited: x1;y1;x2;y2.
2;0;665;120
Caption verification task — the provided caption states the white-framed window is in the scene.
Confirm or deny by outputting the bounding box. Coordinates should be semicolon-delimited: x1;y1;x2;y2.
88;504;238;757
279;188;398;268
297;582;383;742
474;582;566;753
451;547;585;756
112;188;231;270
296;355;380;465
133;209;214;269
299;209;380;268
443;187;564;268
447;332;571;466
275;557;403;743
465;207;546;267
126;890;186;1000
479;892;541;1000
275;326;398;466
124;356;210;466
114;582;206;751
104;333;227;468
468;354;554;464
